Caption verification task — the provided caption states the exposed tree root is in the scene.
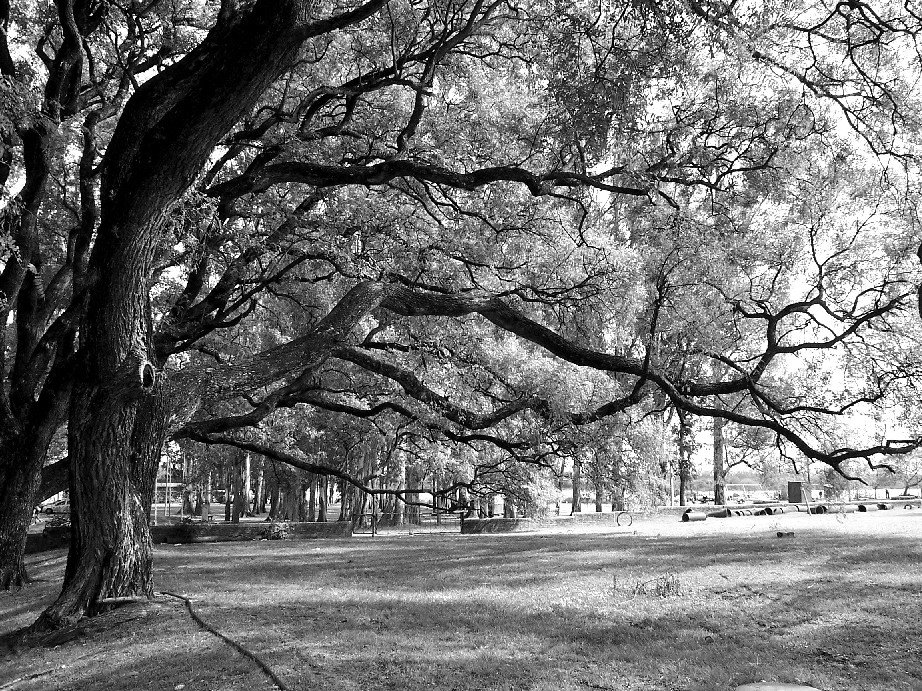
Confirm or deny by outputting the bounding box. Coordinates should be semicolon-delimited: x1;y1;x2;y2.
159;591;291;691
0;667;57;691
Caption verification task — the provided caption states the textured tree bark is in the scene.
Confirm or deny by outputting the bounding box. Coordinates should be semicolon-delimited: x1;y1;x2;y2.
32;383;165;629
31;0;388;628
0;442;47;588
0;372;71;589
0;118;70;590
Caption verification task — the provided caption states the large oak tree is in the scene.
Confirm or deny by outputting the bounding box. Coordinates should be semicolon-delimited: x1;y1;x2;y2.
2;0;922;631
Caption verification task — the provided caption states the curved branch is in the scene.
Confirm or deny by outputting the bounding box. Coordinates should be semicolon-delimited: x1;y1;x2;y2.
206;159;649;201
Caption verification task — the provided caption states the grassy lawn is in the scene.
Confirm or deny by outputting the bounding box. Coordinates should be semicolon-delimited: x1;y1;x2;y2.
2;510;922;691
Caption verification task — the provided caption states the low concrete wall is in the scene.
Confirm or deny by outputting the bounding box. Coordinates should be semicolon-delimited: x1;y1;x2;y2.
567;511;631;523
25;526;70;554
26;521;352;553
152;520;352;543
461;518;548;533
461;511;634;533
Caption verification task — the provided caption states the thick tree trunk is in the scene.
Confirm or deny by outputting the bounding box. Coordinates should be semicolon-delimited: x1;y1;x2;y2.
33;386;165;629
0;367;71;589
0;442;48;588
31;0;386;630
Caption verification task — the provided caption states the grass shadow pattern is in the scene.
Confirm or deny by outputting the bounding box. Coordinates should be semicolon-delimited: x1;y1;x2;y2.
1;511;921;690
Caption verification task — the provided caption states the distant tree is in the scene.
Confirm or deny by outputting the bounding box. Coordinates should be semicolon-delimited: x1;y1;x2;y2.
892;454;922;495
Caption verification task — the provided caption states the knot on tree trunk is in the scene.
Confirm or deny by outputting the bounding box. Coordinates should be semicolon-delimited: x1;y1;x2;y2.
139;361;155;390
120;348;157;396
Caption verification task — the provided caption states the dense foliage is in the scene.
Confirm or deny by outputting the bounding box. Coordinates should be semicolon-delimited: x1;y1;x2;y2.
2;0;922;626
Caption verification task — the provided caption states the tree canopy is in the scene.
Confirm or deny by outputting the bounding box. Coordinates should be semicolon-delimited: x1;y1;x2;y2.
2;0;922;626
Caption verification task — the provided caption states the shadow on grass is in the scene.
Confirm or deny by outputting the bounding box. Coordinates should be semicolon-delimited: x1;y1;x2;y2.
146;528;922;690
152;529;922;597
3;627;271;691
11;578;920;691
8;523;922;691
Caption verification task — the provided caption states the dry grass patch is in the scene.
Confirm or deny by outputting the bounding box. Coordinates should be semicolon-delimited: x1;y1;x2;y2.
2;511;922;690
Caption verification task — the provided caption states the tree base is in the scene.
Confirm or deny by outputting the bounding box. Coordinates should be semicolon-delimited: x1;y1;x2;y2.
0;562;30;590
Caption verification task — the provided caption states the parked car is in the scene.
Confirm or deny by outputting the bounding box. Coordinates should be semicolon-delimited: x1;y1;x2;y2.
40;499;70;514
